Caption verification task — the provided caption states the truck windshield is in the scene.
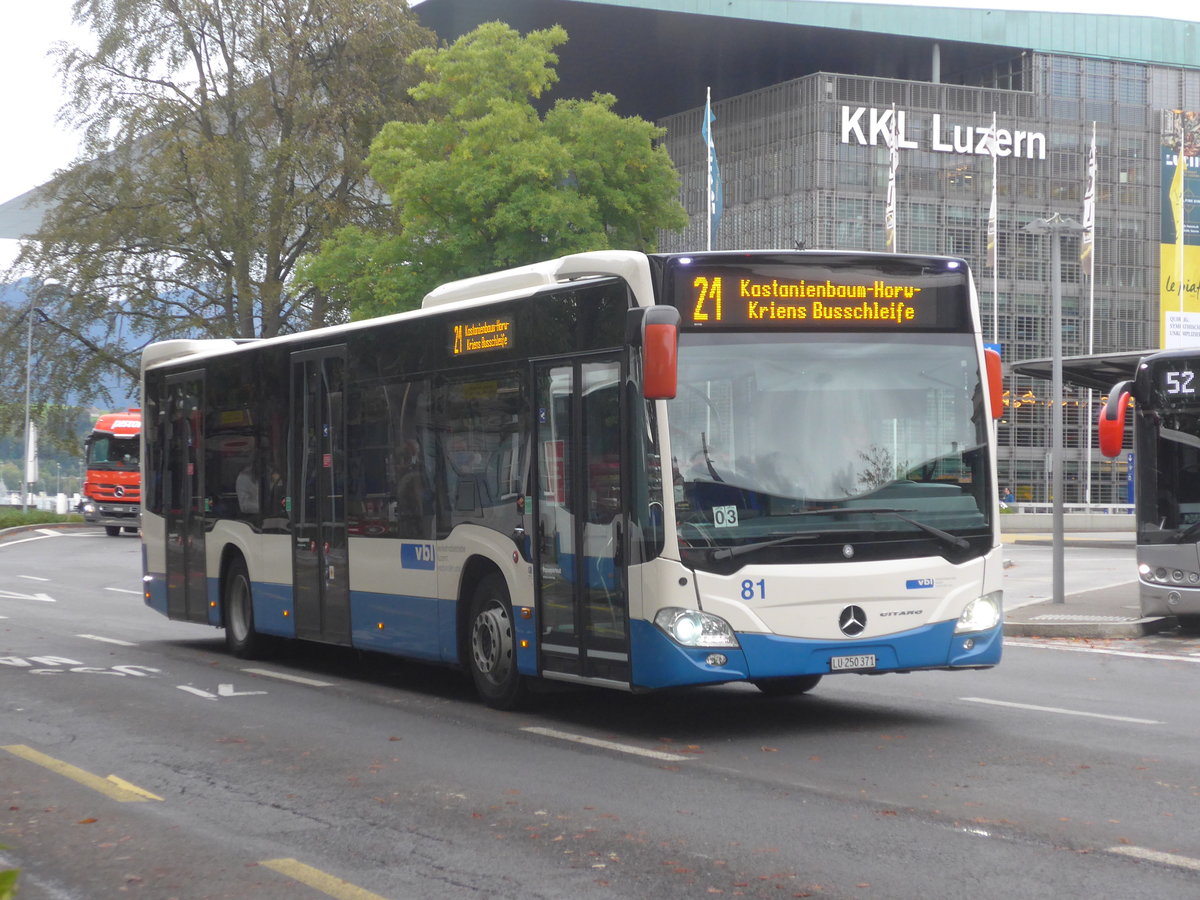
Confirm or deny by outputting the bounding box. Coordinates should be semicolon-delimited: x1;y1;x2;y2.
88;436;140;469
667;331;991;565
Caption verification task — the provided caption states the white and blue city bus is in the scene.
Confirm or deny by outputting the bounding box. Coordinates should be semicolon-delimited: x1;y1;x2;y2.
140;250;1005;708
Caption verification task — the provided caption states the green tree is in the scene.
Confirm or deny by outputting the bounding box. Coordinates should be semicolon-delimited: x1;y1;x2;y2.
302;22;688;317
0;0;434;435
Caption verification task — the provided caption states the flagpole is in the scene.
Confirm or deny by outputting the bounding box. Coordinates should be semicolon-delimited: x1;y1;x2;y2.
1085;121;1097;504
986;111;998;344
705;87;713;252
1179;112;1186;317
885;103;898;253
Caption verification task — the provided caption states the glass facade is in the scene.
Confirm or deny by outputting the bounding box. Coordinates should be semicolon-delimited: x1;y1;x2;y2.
659;54;1200;504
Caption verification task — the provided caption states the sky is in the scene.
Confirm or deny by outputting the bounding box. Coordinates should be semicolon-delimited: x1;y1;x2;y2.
1;0;1197;269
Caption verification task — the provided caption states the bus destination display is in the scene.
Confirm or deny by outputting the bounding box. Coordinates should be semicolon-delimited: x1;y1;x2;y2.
451;316;514;356
671;265;966;330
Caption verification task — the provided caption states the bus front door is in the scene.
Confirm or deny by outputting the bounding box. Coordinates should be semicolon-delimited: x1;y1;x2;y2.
290;348;351;645
163;372;208;623
534;358;630;685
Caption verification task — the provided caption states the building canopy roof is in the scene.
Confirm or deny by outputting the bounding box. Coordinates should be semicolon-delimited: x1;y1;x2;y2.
553;0;1200;68
1010;350;1152;392
417;0;1200;123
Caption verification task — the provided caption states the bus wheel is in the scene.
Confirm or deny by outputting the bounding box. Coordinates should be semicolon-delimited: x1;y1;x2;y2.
224;557;263;659
105;526;121;537
468;574;526;710
752;675;822;696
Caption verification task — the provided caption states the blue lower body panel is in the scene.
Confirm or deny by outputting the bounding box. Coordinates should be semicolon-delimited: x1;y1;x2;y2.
349;590;455;662
630;618;1002;690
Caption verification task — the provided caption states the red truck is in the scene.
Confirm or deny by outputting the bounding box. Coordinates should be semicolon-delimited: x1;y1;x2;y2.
81;409;142;536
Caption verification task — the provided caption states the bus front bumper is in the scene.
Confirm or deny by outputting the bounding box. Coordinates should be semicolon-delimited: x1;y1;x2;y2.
629;618;1002;690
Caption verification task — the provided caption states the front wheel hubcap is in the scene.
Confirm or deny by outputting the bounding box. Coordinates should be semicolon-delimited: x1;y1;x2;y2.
472;602;513;683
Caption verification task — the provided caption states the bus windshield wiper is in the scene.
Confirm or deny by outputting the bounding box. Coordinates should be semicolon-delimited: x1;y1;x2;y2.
700;431;724;483
789;506;970;551
1174;520;1200;544
710;533;822;560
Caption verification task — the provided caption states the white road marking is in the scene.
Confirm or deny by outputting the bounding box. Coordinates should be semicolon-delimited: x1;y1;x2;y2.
18;575;49;582
240;667;334;687
35;529;62;537
218;683;267;697
961;697;1163;725
77;634;138;647
177;685;218;700
104;587;142;596
1006;639;1200;665
0;589;55;603
0;535;58;548
1107;845;1200;872
522;726;692;761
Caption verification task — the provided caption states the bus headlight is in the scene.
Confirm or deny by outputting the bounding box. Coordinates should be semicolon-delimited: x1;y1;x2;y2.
955;591;1002;634
654;608;740;648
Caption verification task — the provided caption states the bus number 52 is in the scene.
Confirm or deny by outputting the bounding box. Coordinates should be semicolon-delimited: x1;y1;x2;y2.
1165;370;1196;395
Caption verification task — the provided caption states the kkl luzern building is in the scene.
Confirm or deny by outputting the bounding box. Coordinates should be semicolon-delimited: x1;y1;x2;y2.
418;0;1200;505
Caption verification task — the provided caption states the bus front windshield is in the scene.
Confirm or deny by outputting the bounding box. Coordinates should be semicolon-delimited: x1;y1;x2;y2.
667;331;992;566
1140;410;1200;544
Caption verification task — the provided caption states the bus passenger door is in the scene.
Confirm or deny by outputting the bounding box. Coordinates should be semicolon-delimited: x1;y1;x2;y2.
290;348;351;645
163;372;208;623
533;357;630;684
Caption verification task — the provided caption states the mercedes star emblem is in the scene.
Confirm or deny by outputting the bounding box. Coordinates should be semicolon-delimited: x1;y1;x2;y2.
838;605;867;636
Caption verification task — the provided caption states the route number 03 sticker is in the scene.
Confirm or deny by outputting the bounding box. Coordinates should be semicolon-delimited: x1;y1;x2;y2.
713;505;739;528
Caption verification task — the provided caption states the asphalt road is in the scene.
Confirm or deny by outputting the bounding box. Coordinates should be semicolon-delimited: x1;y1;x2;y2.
3;528;1200;899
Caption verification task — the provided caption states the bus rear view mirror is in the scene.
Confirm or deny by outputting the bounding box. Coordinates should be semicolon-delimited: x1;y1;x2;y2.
984;347;1003;420
1098;380;1133;458
633;306;680;400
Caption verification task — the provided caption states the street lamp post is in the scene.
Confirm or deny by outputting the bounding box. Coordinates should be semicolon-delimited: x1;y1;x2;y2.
1022;214;1083;605
22;278;60;514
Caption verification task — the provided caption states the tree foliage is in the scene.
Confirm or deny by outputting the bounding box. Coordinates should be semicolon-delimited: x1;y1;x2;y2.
0;0;434;436
302;22;688;318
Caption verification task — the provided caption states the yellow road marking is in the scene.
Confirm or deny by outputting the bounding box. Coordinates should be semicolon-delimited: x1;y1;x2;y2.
106;774;164;801
1;744;161;803
261;858;391;900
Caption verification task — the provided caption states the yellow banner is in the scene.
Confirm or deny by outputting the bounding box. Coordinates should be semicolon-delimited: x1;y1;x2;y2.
1159;243;1200;346
1161;110;1200;347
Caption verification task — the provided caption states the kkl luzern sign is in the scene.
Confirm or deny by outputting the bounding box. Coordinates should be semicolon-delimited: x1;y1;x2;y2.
842;106;1047;160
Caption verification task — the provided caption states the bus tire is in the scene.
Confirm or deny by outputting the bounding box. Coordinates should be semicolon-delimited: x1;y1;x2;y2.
752;675;822;696
467;573;526;710
105;526;121;537
224;556;264;659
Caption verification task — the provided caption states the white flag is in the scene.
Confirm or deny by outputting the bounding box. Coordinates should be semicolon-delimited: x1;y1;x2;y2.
1081;122;1096;278
702;87;722;251
884;105;899;252
981;112;998;270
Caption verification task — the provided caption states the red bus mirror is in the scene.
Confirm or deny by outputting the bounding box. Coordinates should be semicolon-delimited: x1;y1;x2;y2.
984;348;1003;420
640;307;680;400
1098;381;1133;458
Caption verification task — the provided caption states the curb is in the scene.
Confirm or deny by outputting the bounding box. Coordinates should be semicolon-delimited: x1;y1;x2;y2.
1003;616;1173;640
1008;538;1137;550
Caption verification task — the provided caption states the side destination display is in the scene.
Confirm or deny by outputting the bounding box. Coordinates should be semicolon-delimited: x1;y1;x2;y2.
451;316;514;355
668;260;968;331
